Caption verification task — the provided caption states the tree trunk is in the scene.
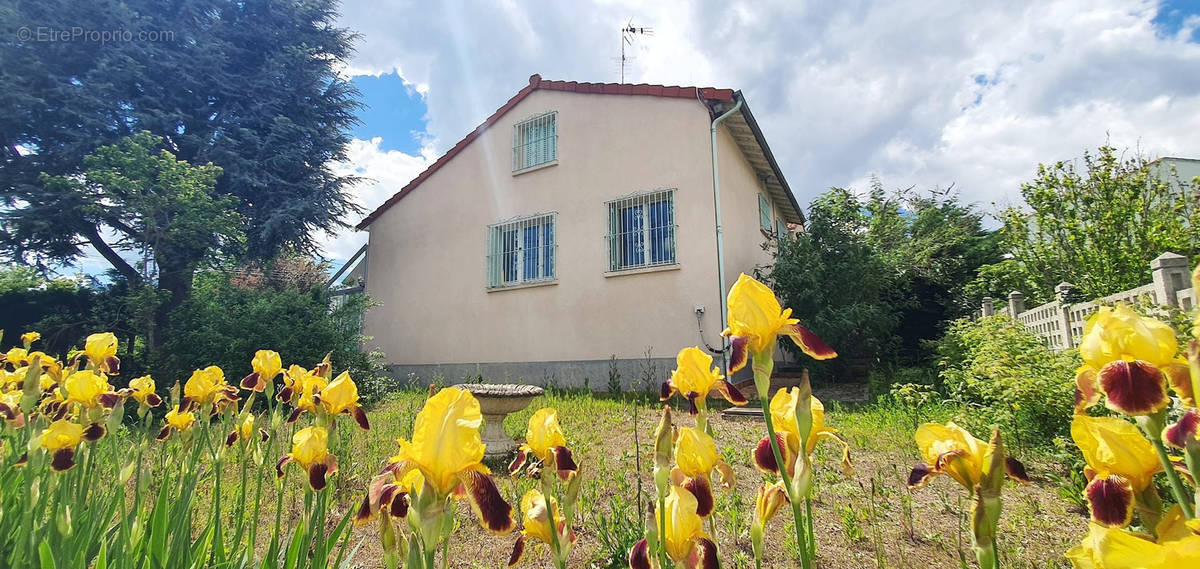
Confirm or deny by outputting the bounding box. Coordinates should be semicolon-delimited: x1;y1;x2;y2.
149;263;194;354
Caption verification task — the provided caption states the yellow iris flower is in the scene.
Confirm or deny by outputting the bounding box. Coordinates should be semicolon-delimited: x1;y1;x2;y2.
242;349;283;392
1071;415;1163;527
754;387;852;490
1074;304;1188;416
229;414;257;446
20;331;39;347
252;349;282;381
184;366;236;406
510;408;577;480
61;370;114;408
295;373;329;412
1080;304;1180;370
662;347;747;412
126;375;162;407
721;274;836;373
391;387;487;496
671;427;735;518
41;419;84;472
755;481;788;527
386;387;514;534
508;489;575;566
909;422;1029;491
909;424;1028;569
41;419;83;451
750;481;790;563
319;371;369;429
629;485;718;569
291;426;329;469
163;406;196;432
84;332;119;374
5;347;28;368
523;408;567;463
278;426;339;491
1067;522;1200;568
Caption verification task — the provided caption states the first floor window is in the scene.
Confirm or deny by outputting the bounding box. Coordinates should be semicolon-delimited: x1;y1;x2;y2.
759;194;772;232
513;111;557;171
488;213;556;288
606;189;676;271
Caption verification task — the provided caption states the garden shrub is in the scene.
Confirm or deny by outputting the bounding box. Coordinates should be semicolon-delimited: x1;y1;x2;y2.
157;272;392;405
933;315;1079;449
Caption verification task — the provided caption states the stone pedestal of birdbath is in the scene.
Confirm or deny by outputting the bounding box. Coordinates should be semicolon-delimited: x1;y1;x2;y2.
453;383;544;458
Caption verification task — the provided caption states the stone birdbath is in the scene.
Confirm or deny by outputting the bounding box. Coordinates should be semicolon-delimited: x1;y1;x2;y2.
453;383;544;458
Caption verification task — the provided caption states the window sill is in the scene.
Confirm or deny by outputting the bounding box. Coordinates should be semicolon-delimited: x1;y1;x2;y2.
486;280;558;293
604;264;680;278
512;160;558;176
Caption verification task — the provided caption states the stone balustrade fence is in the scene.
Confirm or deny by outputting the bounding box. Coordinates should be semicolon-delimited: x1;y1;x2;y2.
980;252;1194;351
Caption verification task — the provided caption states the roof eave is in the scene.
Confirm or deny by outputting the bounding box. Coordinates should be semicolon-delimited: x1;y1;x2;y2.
734;92;805;225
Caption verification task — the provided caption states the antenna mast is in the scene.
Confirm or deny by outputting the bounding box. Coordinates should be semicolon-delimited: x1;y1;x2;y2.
620;20;652;83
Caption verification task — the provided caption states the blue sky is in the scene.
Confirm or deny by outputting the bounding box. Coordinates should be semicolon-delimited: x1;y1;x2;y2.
349;72;429;155
1153;0;1200;40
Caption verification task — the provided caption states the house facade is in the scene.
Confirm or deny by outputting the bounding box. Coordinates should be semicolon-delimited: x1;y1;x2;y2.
355;75;803;389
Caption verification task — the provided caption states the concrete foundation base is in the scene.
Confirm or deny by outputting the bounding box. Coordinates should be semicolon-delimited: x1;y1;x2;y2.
383;356;701;391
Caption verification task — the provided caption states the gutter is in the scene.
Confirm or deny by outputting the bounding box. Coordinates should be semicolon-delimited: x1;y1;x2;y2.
710;93;744;376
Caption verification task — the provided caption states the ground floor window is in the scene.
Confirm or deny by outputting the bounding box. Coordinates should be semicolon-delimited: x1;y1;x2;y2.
488;213;556;288
606;189;676;271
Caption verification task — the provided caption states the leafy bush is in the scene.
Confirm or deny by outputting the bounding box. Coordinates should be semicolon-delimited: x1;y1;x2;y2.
763;184;1001;380
157;272;392;405
933;315;1079;449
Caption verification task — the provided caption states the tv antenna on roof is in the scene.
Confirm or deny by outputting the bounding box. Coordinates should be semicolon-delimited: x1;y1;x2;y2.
620;19;652;84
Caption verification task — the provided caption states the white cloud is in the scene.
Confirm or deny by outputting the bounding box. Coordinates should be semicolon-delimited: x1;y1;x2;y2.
319;137;432;260
336;0;1200;218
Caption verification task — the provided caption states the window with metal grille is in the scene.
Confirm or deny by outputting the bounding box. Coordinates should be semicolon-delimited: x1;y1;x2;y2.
487;213;556;288
512;112;557;171
606;189;676;272
759;194;772;232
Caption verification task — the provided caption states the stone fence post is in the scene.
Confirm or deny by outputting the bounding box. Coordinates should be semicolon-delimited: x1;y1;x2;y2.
981;297;994;317
1152;252;1190;308
1056;282;1075;349
1008;291;1025;318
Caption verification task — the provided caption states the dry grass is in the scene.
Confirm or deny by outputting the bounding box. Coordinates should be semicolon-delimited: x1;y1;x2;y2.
325;387;1084;569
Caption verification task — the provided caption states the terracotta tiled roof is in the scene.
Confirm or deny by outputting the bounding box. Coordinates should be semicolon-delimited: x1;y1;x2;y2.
356;75;739;229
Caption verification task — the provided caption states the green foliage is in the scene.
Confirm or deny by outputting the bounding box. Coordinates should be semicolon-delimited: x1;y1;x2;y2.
69;131;242;273
863;183;1002;362
0;266;43;294
975;144;1200;303
764;184;1000;377
32;132;242;352
159;271;389;405
934;315;1078;448
1;0;362;261
0;267;100;357
869;365;939;401
765;188;898;380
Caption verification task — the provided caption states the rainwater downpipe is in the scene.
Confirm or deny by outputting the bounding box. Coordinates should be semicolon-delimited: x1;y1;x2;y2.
710;94;743;376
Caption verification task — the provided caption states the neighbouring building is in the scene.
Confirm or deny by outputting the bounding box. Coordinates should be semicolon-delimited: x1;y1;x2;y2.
353;74;803;389
1148;156;1200;193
